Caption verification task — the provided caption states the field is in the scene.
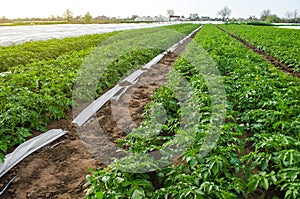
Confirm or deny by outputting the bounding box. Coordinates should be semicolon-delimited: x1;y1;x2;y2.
84;25;299;198
0;24;299;199
0;24;200;162
219;24;300;72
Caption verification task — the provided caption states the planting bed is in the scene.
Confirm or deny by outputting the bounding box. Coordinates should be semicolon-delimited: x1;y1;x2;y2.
1;24;299;199
0;24;199;198
85;25;299;199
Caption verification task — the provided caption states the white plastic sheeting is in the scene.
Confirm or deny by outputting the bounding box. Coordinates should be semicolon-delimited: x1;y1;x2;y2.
0;25;202;180
0;23;172;46
72;25;202;127
73;84;123;127
0;129;66;178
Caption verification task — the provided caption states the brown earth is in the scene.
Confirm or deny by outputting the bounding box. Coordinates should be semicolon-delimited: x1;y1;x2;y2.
0;35;191;199
0;26;284;199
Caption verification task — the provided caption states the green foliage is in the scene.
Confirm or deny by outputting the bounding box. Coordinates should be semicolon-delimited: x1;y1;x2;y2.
0;24;200;163
265;15;282;23
0;32;118;72
198;25;300;198
84;12;93;23
85;24;300;198
220;24;300;72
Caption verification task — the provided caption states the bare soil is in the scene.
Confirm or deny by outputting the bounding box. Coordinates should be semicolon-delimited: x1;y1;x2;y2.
0;27;283;199
0;36;191;199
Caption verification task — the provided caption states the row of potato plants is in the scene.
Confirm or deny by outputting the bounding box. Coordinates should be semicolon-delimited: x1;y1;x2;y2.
0;24;200;163
84;24;299;198
0;32;119;72
0;23;199;73
219;24;300;72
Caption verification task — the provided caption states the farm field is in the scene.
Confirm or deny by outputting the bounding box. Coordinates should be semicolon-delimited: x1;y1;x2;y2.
0;24;200;163
0;23;299;199
85;25;300;198
219;24;300;72
0;23;172;46
0;32;118;72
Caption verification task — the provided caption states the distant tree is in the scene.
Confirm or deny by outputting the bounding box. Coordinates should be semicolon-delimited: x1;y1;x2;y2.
260;9;271;21
167;10;175;17
284;10;299;22
74;15;82;21
265;14;281;23
84;12;92;23
247;15;258;22
155;15;165;22
0;16;8;23
63;9;73;22
217;6;232;21
293;9;298;19
130;15;139;20
285;11;294;19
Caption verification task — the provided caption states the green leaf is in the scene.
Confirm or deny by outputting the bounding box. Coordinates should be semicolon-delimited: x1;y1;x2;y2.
202;171;209;180
189;157;197;167
131;179;153;187
261;159;269;171
286;171;299;181
207;184;213;193
131;187;145;199
261;177;269;190
212;162;219;175
95;190;104;199
269;175;277;184
247;179;259;193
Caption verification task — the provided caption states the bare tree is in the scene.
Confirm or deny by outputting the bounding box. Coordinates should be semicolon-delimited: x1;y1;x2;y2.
63;9;73;22
293;9;298;19
217;6;232;21
285;11;294;19
260;9;271;21
167;10;175;17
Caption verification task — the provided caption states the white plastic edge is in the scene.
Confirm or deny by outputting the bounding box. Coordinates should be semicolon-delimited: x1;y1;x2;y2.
0;129;66;178
0;25;203;180
72;25;203;127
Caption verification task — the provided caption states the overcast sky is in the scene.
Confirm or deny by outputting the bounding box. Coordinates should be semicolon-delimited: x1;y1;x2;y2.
1;0;299;19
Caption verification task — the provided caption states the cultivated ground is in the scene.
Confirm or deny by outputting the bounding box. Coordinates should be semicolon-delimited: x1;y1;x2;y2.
0;35;192;199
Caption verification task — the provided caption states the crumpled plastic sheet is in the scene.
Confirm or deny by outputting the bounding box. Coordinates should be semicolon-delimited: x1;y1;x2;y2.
72;25;203;127
0;129;66;178
0;25;203;180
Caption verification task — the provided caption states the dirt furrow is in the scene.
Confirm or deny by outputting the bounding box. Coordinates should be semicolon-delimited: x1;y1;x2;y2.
0;33;196;199
217;26;300;78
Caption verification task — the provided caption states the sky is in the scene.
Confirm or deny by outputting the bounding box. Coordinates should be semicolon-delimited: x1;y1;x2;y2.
0;0;299;19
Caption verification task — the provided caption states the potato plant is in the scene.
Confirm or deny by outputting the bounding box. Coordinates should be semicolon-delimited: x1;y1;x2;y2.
85;25;299;199
220;24;300;72
0;24;200;163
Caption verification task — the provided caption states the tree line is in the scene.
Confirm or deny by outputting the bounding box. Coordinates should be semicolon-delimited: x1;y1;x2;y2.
1;8;300;24
217;6;300;23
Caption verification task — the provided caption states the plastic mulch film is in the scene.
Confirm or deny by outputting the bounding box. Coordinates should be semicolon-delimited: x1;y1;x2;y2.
0;129;66;178
73;84;123;127
0;25;204;181
72;25;203;127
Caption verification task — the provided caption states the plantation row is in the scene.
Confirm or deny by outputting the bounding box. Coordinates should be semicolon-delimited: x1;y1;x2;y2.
0;24;197;73
0;32;118;72
85;25;300;198
0;24;200;162
220;24;300;72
